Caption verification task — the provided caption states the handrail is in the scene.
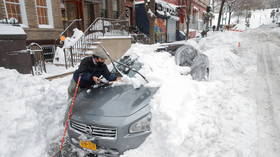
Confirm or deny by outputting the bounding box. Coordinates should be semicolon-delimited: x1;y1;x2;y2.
72;17;129;48
55;19;82;47
63;17;130;69
59;19;82;37
82;17;129;38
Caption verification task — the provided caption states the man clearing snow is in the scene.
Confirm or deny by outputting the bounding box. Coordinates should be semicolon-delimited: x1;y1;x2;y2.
68;50;121;97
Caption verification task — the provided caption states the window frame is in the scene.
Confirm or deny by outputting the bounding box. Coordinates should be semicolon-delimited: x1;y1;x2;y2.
3;0;28;27
100;0;108;18
112;0;119;18
35;0;54;28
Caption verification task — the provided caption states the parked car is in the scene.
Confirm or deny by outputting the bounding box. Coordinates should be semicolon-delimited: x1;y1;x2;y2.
64;55;158;157
157;44;209;81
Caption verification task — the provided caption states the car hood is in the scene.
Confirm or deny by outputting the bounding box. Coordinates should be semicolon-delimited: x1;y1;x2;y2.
72;84;158;118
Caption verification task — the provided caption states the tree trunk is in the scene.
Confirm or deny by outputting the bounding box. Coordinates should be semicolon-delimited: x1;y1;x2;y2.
186;0;192;40
228;11;232;27
145;0;156;44
217;0;226;31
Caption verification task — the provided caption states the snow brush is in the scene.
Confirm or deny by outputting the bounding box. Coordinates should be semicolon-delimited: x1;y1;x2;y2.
53;76;82;157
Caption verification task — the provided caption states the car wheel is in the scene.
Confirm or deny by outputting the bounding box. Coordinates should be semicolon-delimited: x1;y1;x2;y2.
175;45;198;66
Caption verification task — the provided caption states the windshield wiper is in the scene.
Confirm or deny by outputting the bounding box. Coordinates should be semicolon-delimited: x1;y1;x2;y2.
114;61;149;83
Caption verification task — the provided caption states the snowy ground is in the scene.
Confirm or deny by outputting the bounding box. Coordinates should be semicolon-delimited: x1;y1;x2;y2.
213;8;278;31
1;26;280;157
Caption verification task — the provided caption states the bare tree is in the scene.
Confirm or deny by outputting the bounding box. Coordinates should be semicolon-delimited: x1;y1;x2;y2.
217;0;226;30
144;0;156;44
226;0;237;26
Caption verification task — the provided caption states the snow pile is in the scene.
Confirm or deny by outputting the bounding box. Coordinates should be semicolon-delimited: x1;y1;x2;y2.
0;68;70;157
249;9;274;28
0;18;19;24
53;28;84;65
213;8;277;31
123;31;258;157
0;23;26;35
0;30;263;157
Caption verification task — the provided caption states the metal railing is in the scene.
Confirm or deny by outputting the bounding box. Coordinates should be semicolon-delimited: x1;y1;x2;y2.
55;19;82;48
63;17;129;69
27;43;47;75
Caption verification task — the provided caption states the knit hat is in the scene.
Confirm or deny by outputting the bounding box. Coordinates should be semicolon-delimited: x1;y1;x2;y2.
92;50;107;59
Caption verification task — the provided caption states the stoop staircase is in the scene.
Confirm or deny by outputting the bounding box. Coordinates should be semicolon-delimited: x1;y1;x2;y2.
62;17;129;69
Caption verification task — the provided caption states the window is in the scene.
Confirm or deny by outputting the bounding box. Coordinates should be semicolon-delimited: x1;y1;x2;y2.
36;0;48;24
4;0;22;23
35;0;53;28
100;0;107;17
112;0;119;18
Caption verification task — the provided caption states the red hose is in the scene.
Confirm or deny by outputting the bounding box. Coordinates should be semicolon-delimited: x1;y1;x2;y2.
55;76;82;156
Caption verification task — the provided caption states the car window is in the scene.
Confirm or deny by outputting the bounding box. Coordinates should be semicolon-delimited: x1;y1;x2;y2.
112;56;142;78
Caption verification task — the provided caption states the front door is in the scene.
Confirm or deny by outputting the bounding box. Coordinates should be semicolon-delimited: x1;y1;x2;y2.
85;2;95;28
167;19;176;42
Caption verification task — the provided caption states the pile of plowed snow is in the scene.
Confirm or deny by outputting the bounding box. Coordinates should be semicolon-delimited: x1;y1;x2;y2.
123;31;258;157
0;68;71;157
0;31;260;157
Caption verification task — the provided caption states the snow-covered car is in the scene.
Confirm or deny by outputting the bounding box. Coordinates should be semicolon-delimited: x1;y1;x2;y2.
65;56;158;157
157;44;209;81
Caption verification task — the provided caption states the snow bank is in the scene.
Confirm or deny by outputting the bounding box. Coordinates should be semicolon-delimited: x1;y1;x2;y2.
123;31;258;157
0;29;261;157
213;8;277;31
0;68;70;157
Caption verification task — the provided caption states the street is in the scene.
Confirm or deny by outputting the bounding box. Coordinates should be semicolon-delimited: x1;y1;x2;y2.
253;28;280;157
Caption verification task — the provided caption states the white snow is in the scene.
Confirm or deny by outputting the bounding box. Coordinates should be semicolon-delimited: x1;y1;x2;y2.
213;8;279;31
0;24;26;35
53;28;84;65
1;20;280;157
63;28;84;48
122;32;258;157
0;68;71;157
97;36;131;39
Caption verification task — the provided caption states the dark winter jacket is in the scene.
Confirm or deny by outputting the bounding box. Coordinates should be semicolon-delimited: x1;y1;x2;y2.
73;56;117;88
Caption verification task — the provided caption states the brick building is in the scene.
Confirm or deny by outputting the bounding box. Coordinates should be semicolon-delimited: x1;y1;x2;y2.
189;0;211;31
134;0;210;42
0;0;63;46
0;0;131;59
61;0;131;30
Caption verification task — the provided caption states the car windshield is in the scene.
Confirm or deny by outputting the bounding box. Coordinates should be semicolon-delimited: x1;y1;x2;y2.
111;56;148;82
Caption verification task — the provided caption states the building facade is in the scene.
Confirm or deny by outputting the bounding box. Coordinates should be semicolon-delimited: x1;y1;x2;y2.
61;0;130;31
0;0;63;45
134;0;210;42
